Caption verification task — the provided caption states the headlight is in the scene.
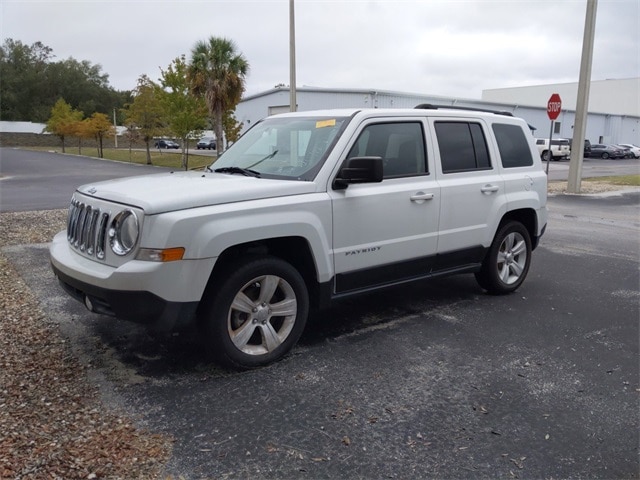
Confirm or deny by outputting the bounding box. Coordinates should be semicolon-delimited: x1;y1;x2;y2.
109;210;139;256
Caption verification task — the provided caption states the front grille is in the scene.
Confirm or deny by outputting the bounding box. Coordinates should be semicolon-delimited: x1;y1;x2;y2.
67;198;110;260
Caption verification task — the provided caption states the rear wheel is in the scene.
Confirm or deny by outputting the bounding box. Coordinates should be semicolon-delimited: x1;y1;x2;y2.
200;256;309;369
602;152;609;159
475;221;532;295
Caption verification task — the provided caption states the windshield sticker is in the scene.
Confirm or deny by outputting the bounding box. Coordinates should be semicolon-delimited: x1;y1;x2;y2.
316;119;336;129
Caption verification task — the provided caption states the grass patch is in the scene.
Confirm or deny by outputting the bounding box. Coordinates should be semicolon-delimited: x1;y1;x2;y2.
19;146;214;171
584;174;640;186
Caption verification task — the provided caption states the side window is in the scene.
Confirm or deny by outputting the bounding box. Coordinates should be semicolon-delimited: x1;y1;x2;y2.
492;123;534;168
347;122;427;178
435;122;491;174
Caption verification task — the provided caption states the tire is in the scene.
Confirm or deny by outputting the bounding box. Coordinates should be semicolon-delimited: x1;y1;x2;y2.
200;256;309;369
475;221;532;295
541;150;551;162
601;152;609;159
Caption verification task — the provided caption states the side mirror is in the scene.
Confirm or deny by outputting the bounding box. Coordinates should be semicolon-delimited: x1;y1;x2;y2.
332;156;383;190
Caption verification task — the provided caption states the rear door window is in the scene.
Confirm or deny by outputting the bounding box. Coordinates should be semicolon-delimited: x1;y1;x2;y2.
435;122;491;173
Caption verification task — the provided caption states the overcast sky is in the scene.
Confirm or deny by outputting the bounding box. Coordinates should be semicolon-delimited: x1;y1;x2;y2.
1;0;638;100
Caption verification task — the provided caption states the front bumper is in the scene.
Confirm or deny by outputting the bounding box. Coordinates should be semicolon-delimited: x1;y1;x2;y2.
50;231;215;330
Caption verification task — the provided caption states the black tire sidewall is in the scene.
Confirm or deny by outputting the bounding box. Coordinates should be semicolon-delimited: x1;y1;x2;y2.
201;256;309;369
477;221;532;295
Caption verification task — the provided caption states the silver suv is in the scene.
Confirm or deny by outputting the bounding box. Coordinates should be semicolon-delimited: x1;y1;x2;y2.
51;106;548;369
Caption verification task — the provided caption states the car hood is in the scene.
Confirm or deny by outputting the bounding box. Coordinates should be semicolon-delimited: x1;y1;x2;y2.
77;171;317;214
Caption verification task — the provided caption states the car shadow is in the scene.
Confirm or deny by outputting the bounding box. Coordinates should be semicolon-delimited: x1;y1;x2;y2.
82;274;482;380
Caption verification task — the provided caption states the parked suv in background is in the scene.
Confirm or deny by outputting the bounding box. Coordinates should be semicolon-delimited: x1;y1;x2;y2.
50;106;548;369
535;138;571;161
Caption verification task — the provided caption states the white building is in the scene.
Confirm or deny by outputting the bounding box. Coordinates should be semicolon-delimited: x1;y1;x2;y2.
482;78;639;117
235;82;640;146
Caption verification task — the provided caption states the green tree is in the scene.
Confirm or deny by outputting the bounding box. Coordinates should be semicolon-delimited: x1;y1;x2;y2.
122;75;166;165
222;111;243;149
0;39;52;121
159;55;208;170
188;37;249;154
45;98;83;153
84;112;115;158
0;38;130;122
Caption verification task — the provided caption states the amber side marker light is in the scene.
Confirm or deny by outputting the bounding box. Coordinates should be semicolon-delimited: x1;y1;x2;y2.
137;247;185;262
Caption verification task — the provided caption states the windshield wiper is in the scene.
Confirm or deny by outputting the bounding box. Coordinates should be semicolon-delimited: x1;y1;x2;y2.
213;166;261;177
247;150;278;169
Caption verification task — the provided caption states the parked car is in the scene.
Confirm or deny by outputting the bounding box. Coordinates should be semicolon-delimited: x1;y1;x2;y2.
155;139;180;149
535;138;571;161
196;138;216;150
615;145;635;159
617;144;640;158
50;106;548;369
588;144;624;159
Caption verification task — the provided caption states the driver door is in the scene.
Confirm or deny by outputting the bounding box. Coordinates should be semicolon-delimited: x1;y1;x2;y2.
329;120;440;294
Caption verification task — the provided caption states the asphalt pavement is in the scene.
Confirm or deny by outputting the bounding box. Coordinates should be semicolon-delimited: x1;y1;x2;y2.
2;147;638;479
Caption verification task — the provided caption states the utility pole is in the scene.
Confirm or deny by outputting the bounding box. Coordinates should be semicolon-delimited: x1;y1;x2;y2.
567;0;598;193
289;0;297;112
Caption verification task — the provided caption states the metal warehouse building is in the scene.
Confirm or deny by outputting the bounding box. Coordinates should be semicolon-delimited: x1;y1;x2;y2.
235;79;639;146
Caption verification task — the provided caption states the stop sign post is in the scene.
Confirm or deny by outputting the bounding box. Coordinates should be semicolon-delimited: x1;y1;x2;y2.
545;93;562;174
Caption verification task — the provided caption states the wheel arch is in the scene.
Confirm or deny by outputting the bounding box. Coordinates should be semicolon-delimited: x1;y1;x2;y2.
498;208;539;249
201;236;321;309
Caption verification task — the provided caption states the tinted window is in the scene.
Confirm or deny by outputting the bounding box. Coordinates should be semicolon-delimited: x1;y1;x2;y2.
492;123;534;168
435;122;491;173
348;122;427;178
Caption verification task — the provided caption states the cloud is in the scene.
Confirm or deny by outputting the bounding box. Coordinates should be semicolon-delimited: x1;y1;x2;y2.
1;0;637;99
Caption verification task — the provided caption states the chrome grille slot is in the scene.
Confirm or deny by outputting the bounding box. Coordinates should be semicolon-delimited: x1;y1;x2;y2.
74;204;86;248
86;209;100;256
66;197;110;260
79;205;93;252
96;212;109;259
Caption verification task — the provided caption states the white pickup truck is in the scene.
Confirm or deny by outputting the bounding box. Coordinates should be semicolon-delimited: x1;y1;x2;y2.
50;106;548;369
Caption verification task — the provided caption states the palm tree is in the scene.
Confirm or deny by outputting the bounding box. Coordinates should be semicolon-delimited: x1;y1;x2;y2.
189;37;249;154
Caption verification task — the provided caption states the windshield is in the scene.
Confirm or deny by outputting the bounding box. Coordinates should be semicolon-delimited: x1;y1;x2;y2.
211;115;348;180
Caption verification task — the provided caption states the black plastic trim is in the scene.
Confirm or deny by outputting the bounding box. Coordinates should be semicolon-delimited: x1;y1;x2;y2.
324;246;487;302
52;263;198;331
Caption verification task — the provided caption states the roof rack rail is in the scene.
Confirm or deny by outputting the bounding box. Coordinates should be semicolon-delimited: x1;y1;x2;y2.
414;104;514;117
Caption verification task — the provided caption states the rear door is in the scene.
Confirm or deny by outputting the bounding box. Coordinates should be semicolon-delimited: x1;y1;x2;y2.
429;118;506;267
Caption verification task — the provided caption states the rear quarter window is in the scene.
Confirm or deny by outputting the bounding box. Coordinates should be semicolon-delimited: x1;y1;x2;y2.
492;123;534;168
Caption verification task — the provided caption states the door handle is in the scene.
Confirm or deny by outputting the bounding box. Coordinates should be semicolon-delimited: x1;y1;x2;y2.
410;192;434;203
481;184;499;194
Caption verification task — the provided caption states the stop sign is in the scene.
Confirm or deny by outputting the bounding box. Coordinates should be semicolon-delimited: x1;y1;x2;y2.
547;93;562;120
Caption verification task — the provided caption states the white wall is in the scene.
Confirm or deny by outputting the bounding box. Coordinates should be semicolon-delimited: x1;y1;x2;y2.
235;87;640;145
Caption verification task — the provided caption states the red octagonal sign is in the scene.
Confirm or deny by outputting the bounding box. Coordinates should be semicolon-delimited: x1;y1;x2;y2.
547;93;562;120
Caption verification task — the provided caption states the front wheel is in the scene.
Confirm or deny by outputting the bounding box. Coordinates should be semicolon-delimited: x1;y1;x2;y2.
475;221;532;295
200;256;309;369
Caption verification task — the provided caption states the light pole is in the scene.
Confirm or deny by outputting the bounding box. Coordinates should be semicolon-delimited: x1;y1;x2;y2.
289;0;297;112
567;0;597;193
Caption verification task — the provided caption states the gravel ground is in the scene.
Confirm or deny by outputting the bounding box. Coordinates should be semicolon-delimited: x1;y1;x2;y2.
0;210;173;480
0;180;631;478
